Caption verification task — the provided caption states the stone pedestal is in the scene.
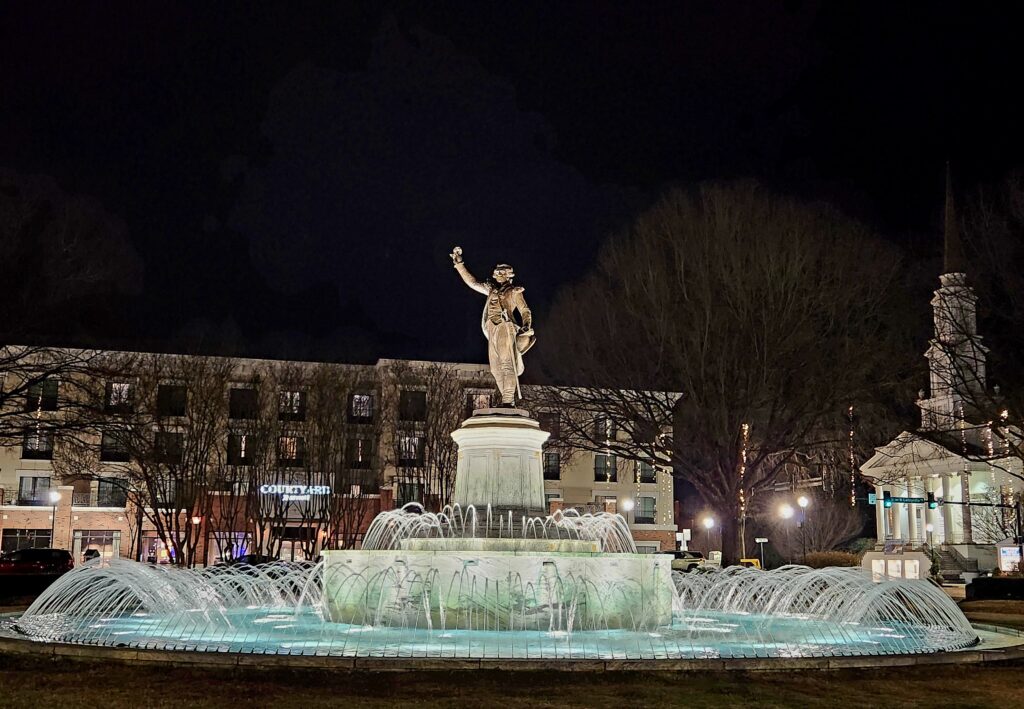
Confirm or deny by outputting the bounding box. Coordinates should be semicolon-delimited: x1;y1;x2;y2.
450;410;549;517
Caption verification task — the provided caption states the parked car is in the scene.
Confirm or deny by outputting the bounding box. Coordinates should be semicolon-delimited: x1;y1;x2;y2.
220;553;279;567
0;548;74;575
670;550;706;572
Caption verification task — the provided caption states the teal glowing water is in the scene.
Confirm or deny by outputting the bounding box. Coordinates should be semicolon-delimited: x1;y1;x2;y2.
7;606;969;659
4;558;979;659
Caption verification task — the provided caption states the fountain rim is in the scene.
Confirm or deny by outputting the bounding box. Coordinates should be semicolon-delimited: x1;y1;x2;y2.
1;612;1020;673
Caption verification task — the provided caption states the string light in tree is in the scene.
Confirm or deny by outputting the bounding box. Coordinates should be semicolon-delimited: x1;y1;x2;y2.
848;405;856;508
738;422;749;521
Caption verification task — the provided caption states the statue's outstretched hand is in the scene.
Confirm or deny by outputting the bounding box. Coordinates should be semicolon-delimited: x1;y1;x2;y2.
450;246;464;265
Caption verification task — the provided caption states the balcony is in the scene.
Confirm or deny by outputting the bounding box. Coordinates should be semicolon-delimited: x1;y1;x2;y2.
72;491;128;508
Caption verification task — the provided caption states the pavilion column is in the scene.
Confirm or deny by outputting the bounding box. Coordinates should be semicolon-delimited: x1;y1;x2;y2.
960;471;973;543
894;481;907;541
924;477;937;544
874;484;887;540
906;476;919;544
941;474;955;544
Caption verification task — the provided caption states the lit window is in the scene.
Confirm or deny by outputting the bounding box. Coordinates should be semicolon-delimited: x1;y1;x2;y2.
350;393;374;421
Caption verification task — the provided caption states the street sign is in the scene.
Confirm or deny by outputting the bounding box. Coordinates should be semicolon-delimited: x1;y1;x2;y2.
890;496;925;504
868;492;876;505
754;537;768;543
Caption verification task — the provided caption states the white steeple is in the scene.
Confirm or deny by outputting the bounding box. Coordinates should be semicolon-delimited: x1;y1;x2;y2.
918;165;988;432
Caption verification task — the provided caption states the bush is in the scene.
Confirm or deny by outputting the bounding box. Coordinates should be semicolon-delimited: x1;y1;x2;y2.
802;551;860;568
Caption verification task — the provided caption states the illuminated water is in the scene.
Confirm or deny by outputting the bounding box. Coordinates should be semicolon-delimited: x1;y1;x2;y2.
3;557;979;659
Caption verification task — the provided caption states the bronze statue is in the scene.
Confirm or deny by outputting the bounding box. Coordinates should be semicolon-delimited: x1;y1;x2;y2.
451;246;535;406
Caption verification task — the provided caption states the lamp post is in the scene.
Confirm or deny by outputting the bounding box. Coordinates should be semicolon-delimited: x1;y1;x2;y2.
779;504;794;564
48;490;61;547
702;516;715;559
797;495;810;561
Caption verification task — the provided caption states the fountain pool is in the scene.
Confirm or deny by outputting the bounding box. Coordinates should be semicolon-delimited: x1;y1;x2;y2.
3;554;980;660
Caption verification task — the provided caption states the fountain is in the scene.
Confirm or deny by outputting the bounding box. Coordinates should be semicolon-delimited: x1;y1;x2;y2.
0;247;997;665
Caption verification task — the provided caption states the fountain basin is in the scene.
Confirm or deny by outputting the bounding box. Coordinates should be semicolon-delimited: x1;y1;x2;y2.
322;548;673;630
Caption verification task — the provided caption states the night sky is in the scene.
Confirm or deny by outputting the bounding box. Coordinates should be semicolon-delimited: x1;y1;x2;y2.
3;2;1024;364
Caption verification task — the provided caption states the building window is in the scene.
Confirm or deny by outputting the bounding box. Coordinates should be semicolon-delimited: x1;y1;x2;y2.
1;529;52;553
593;415;616;441
465;391;491;417
97;478;127;507
228;433;256;465
154;431;184;464
635;496;656;524
278;390;305;421
538;412;560;439
24;379;58;412
545;491;561;507
594;453;617;482
638;461;656;483
104;381;133;413
595;495;617;512
347;438;372;469
635;543;659;554
349;393;374;422
396;479;422;507
100;432;130;462
398;435;424;467
399;390;427;421
17;476;51;505
278;436;305;467
22;427;54;460
229;387;259;420
543;452;561;480
156;384;187;417
74;530;119;561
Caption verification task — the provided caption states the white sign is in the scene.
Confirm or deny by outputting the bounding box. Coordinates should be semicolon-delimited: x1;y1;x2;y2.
755;537;768;544
259;484;331;502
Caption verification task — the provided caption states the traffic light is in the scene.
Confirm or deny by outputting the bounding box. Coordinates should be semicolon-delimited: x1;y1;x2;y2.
883;490;892;508
927;492;937;509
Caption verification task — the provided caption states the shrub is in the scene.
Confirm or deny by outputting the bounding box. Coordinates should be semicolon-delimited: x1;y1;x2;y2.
802;551;860;568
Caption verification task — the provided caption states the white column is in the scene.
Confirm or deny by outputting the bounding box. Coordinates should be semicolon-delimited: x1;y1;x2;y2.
941;474;955;543
875;484;886;540
907;476;919;544
924;477;937;544
895;480;907;541
960;471;973;543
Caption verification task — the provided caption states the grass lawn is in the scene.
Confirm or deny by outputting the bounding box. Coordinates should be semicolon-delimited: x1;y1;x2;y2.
0;653;1022;709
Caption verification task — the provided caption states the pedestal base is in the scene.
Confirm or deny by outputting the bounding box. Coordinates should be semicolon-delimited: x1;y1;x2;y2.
450;412;550;517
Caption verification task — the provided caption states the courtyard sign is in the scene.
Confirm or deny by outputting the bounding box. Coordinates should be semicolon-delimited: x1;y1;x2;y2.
259;484;331;502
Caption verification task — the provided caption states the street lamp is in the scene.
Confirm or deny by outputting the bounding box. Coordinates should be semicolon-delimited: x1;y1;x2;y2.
701;516;715;557
621;498;635;512
797;496;811;561
48;490;61;547
779;504;794;564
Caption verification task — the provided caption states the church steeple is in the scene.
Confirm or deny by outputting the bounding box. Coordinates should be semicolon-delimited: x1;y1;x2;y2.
943;162;966;275
918;163;987;431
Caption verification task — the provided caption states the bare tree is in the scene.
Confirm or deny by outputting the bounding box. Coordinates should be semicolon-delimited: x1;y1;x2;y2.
56;353;232;567
538;183;904;564
765;491;866;561
380;361;492;511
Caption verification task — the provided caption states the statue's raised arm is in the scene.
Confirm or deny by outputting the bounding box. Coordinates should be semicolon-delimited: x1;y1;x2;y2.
450;245;536;407
450;246;489;295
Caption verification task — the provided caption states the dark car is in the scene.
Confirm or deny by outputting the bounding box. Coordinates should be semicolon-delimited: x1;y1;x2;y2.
0;548;74;575
670;550;706;573
221;553;278;567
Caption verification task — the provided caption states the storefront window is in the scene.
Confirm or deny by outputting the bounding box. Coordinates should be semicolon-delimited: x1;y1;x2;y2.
73;530;120;562
208;532;251;565
1;529;52;553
